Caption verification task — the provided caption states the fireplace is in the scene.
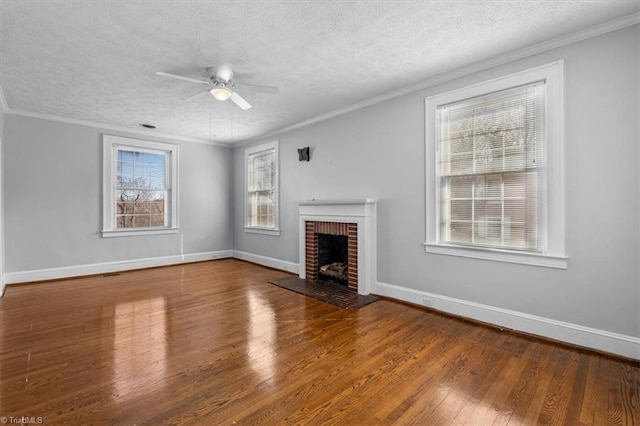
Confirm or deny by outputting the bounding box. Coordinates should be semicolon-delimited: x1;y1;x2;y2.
298;199;377;295
304;221;358;290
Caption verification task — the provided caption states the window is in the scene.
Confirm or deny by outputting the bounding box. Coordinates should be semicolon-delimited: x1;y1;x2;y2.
102;135;178;237
245;141;280;235
425;61;566;268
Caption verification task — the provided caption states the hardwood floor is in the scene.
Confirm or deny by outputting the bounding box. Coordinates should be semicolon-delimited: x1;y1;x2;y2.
0;259;638;425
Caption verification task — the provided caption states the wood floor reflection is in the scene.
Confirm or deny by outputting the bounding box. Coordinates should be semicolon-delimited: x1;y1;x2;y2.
1;259;638;425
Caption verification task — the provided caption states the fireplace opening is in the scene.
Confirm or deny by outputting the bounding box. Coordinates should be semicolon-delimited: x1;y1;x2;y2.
317;234;348;285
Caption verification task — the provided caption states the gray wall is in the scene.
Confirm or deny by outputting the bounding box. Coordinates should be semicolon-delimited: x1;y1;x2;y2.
3;114;233;272
0;111;4;294
233;25;639;338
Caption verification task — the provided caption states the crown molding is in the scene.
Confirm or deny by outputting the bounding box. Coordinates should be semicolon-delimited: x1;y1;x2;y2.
236;12;640;147
3;13;638;148
2;108;232;147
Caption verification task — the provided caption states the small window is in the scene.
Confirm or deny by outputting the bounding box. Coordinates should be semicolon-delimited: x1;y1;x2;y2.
245;141;280;235
102;135;178;237
425;62;566;268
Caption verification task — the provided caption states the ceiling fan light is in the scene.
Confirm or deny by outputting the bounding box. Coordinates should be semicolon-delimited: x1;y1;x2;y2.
210;88;231;101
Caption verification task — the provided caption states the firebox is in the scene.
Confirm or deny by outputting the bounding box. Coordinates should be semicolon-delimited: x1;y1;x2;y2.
317;234;348;285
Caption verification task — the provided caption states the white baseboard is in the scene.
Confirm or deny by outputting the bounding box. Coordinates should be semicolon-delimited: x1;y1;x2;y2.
3;250;233;285
232;250;299;274
375;280;640;361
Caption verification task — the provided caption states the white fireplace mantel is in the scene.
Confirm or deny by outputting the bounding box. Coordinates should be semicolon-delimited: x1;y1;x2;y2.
299;198;378;205
298;199;377;295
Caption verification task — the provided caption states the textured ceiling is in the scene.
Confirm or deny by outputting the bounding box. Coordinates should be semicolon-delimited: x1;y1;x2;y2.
1;1;639;144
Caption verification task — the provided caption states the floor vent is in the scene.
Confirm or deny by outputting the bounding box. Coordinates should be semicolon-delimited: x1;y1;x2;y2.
102;272;121;277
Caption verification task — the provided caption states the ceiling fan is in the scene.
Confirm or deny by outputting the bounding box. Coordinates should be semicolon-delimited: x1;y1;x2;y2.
155;63;278;110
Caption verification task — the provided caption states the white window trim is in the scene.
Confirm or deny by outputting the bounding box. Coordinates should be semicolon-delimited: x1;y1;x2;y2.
424;61;567;268
102;135;179;238
244;227;282;236
244;140;281;236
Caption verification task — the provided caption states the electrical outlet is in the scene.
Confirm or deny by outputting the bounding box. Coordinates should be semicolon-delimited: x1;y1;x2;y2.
422;297;434;307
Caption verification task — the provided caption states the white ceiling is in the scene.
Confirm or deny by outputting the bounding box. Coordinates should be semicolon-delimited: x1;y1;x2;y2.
1;1;638;145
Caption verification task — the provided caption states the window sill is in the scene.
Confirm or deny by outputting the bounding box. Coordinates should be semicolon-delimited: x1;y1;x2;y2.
102;228;180;238
244;227;281;236
423;243;568;269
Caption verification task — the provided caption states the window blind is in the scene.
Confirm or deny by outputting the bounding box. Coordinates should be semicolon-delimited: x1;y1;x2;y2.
248;148;276;228
437;82;545;251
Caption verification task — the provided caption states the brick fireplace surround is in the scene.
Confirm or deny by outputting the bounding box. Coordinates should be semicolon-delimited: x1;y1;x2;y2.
304;221;358;291
298;199;377;295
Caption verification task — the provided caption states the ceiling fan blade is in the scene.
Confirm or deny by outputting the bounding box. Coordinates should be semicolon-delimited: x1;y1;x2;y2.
230;91;252;110
155;72;210;85
237;83;279;94
183;88;211;101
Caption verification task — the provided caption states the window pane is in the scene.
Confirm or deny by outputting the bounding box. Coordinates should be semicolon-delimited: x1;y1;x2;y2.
118;150;134;163
136;202;152;214
247;144;277;229
450;200;472;221
249;190;275;228
439;83;544;178
449;222;472;244
116;214;130;228
150;215;165;227
134;215;150;228
148;154;166;190
115;148;168;229
119;202;135;215
249;149;275;192
449;176;473;199
441;171;539;250
445;171;538;249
